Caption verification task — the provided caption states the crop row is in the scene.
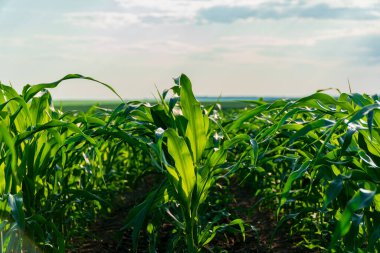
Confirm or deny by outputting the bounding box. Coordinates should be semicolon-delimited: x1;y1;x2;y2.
0;74;379;252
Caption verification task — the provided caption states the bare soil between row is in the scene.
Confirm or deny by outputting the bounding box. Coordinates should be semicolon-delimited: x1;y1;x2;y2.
69;177;317;253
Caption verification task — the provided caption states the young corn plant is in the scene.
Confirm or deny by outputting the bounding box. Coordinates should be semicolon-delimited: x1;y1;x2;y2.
223;91;380;251
123;74;255;252
0;75;137;252
250;92;380;251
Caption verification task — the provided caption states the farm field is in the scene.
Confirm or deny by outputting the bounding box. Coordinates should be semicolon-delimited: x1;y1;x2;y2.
0;74;380;252
55;98;266;112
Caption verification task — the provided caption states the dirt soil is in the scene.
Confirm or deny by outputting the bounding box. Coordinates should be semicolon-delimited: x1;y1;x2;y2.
69;178;318;253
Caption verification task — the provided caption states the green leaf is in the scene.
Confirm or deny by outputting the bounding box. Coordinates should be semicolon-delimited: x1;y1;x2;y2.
122;185;165;252
8;193;25;230
23;74;123;102
0;124;17;189
16;119;96;145
278;160;312;215
227;103;270;132
368;223;380;252
349;103;380;123
200;218;246;247
178;74;208;162
165;128;196;198
289;119;335;144
296;92;353;112
323;175;345;209
330;188;376;249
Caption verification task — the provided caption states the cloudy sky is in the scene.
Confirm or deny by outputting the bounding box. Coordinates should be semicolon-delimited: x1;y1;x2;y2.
0;0;379;100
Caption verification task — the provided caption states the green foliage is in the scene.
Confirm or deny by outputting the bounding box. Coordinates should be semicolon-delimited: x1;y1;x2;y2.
229;90;380;252
1;74;379;252
123;74;251;252
0;77;150;252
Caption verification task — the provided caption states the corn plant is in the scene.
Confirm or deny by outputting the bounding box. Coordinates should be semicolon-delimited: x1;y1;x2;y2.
1;72;379;252
227;91;380;251
123;74;254;252
0;75;150;252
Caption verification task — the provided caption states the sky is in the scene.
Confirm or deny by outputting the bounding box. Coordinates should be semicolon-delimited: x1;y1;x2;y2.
0;0;380;100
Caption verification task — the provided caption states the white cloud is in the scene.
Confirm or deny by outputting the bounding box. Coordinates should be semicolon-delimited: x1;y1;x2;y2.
25;33;207;56
220;24;380;48
114;0;380;14
64;0;380;29
34;34;115;44
65;12;139;28
311;0;380;8
114;0;265;13
2;0;380;100
0;37;27;47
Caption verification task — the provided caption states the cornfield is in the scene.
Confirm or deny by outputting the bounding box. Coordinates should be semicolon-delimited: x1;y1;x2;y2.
0;74;379;252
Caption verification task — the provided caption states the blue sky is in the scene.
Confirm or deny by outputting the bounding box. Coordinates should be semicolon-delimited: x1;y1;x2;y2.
0;0;379;99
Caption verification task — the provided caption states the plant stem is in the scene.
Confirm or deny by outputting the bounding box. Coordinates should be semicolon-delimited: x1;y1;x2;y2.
185;215;197;253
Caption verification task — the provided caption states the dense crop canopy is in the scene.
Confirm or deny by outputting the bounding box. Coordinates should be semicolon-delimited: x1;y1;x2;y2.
0;74;379;252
